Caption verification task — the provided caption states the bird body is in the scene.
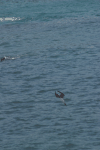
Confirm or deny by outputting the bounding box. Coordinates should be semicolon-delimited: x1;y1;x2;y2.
55;91;66;105
55;91;64;98
1;57;5;62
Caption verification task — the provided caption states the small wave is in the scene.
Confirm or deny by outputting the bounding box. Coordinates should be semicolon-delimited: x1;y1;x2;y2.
0;56;20;62
0;17;21;22
4;56;16;60
0;54;28;62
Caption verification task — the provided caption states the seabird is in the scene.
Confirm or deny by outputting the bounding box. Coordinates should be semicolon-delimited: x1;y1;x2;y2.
1;57;5;62
55;91;66;105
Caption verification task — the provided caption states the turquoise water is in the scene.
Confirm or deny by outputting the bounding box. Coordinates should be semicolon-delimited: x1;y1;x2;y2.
0;0;100;149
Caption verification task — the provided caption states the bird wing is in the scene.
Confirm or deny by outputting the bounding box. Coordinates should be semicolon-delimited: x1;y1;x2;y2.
55;92;60;98
58;91;64;97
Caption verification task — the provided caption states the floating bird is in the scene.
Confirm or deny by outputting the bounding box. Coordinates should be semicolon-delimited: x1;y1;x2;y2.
1;57;5;62
55;91;66;105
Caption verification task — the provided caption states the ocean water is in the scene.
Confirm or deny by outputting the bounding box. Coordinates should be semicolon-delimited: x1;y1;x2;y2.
0;0;100;149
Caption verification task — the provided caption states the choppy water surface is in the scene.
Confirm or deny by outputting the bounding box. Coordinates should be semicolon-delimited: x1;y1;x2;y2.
0;0;100;149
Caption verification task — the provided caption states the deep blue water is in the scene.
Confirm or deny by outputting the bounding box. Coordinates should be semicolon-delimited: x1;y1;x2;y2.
0;0;100;149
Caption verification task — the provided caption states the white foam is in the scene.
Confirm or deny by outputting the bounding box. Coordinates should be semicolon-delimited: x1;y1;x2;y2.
0;17;21;22
0;18;3;21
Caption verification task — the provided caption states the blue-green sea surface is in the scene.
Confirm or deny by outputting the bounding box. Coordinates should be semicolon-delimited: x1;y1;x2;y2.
0;0;100;149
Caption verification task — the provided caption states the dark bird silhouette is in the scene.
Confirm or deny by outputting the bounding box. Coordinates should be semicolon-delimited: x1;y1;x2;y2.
55;91;66;105
1;57;5;62
55;91;64;98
